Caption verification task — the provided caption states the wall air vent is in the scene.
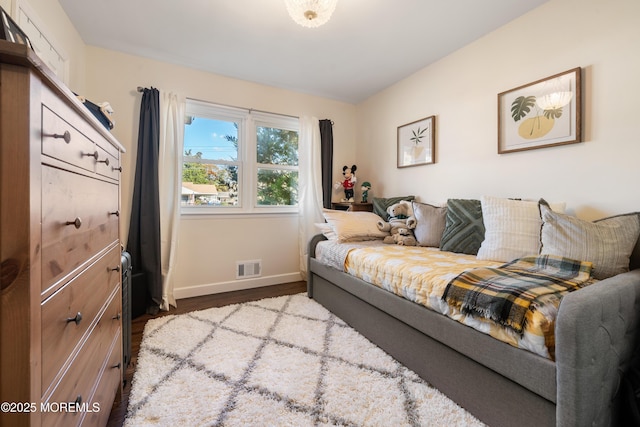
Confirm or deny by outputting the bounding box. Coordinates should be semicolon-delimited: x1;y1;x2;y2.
236;260;262;279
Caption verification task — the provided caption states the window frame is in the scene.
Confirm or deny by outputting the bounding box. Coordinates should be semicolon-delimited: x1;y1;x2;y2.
181;99;299;216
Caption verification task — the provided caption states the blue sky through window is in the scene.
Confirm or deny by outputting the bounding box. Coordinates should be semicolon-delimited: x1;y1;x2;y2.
184;117;238;161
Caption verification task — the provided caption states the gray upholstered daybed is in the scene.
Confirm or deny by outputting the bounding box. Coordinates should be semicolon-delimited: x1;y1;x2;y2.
307;201;640;427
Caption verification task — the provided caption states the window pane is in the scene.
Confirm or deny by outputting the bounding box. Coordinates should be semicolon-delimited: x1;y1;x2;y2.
183;116;239;207
185;116;238;161
182;165;238;206
256;126;298;166
256;169;298;206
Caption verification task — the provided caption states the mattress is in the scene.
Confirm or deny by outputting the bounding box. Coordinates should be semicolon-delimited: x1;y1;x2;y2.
315;240;569;359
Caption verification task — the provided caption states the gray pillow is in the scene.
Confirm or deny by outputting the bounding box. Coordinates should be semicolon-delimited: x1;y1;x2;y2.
440;199;485;255
412;201;447;247
540;203;640;280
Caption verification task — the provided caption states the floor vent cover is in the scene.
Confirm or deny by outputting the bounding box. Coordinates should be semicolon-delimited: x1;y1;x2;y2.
236;260;262;279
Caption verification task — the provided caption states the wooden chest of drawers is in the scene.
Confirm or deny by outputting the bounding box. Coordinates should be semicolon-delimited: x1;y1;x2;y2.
0;41;125;427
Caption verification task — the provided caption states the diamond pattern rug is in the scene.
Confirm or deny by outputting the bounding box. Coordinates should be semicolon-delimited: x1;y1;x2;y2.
124;293;484;426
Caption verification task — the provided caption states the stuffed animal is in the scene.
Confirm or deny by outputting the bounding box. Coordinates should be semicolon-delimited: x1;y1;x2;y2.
377;201;417;231
334;165;357;202
377;201;418;245
383;227;417;246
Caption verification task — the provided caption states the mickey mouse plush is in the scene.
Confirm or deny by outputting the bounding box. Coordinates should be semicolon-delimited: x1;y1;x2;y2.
334;165;357;202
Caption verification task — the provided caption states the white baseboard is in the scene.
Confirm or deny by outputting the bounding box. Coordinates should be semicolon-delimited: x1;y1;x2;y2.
173;272;303;300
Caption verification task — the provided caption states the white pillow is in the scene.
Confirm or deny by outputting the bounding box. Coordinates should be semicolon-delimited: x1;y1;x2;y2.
321;209;389;243
477;196;565;262
315;222;337;240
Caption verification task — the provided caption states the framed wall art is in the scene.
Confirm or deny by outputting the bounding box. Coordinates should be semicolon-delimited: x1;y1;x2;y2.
498;67;581;154
397;115;435;168
0;6;32;48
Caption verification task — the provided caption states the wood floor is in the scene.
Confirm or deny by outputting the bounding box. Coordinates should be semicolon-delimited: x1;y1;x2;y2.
106;281;307;427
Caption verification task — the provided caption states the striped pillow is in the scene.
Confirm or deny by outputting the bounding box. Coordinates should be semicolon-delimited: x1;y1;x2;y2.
477;196;565;262
540;203;640;280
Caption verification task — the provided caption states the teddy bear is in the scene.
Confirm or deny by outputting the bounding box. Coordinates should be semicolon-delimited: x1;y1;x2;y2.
383;227;417;246
334;165;357;202
377;201;418;245
377;200;417;231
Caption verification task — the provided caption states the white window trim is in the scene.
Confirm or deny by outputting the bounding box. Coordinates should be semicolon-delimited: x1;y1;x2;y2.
182;99;299;216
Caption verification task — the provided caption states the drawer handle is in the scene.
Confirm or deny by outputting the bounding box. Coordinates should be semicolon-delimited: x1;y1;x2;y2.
112;362;122;369
83;150;99;160
97;157;110;166
109;265;121;273
109;210;120;217
66;312;83;325
65;217;82;229
112;166;122;172
112;312;121;321
53;131;71;143
74;395;82;406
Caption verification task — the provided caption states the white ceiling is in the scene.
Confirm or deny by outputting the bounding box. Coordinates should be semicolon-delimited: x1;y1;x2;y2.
59;0;548;104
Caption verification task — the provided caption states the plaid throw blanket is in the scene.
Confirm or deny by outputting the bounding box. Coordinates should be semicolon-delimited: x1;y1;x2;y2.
442;255;593;334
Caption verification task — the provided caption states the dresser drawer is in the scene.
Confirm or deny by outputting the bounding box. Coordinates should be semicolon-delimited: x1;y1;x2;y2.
42;105;101;174
41;247;121;391
41;288;122;427
94;143;120;181
41;166;119;294
81;332;122;427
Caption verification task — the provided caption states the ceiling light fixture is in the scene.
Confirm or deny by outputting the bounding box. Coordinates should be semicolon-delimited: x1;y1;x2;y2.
285;0;338;28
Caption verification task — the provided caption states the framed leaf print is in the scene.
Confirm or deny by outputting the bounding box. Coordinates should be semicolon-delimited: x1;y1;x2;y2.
498;67;581;154
397;115;435;168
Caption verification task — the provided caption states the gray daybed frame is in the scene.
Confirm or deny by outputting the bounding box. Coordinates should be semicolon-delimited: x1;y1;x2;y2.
307;234;640;427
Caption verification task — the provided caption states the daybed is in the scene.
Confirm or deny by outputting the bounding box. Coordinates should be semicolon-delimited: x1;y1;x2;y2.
307;197;640;427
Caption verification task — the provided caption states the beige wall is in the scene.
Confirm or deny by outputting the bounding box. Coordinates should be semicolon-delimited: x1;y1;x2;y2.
4;0;87;92
83;47;356;298
356;0;640;221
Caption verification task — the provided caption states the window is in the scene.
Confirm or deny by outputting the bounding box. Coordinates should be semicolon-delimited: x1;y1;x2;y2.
182;100;299;214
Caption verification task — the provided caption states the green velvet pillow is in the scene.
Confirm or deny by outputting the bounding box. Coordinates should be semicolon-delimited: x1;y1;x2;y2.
440;199;485;255
372;196;415;221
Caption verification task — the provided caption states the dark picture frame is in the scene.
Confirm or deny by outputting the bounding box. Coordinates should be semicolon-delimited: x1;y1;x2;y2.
0;6;32;48
498;67;581;154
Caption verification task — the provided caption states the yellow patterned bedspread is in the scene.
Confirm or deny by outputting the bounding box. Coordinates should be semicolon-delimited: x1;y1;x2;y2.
343;244;560;360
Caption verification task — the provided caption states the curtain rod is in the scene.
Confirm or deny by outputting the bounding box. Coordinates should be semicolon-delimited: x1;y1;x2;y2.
136;89;305;121
187;96;300;120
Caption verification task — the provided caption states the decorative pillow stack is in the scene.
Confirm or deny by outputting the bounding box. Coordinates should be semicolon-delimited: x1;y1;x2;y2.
318;194;640;280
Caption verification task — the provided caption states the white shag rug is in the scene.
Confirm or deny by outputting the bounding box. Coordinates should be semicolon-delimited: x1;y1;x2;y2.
124;293;485;427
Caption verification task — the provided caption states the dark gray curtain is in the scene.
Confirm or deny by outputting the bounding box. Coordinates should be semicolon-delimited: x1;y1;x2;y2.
127;88;162;316
319;119;334;209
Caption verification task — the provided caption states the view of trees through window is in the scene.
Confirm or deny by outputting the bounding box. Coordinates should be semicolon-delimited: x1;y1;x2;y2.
256;126;299;206
182;111;299;209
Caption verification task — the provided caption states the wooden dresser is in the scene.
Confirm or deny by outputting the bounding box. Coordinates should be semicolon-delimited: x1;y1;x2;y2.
0;41;125;426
